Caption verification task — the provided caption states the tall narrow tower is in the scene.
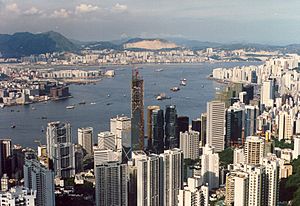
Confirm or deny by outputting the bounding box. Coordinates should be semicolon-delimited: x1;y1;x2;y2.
131;69;144;151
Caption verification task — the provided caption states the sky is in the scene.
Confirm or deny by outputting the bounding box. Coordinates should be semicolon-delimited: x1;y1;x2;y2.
0;0;300;44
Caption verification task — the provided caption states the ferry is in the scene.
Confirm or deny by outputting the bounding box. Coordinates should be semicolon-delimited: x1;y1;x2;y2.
66;105;75;109
170;87;180;92
156;93;171;101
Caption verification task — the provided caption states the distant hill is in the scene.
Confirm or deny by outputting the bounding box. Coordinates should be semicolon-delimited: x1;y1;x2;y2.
123;38;180;50
0;31;78;58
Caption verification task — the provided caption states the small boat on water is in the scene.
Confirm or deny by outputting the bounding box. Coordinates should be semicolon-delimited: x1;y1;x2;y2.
180;80;187;86
0;103;4;108
106;103;112;106
107;94;110;97
155;69;163;72
41;116;47;120
66;105;75;109
31;106;36;110
78;101;86;105
11;125;16;129
170;87;180;92
156;93;171;101
90;102;96;105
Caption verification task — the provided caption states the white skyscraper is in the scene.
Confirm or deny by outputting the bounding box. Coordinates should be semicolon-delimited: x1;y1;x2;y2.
207;101;225;152
245;165;265;206
201;144;219;190
160;148;183;206
78;127;93;155
293;136;300;159
110;116;131;150
46;121;75;178
24;157;55;206
95;162;128;206
233;148;244;165
180;131;200;160
0;187;36;206
178;177;209;206
98;131;117;150
244;136;265;165
278;111;293;141
93;148;121;166
261;79;274;108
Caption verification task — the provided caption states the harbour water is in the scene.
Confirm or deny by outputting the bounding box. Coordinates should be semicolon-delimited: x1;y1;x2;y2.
0;62;261;147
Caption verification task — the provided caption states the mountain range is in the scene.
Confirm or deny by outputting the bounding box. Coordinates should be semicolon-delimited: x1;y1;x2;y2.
1;31;300;58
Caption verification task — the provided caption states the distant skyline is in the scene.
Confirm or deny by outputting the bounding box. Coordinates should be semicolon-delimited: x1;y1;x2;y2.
1;0;300;45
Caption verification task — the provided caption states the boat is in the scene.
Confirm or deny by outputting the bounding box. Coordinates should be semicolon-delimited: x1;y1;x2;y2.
107;94;110;97
170;87;180;92
90;102;96;105
156;93;171;100
41;116;47;120
31;106;36;110
155;69;163;72
201;84;204;88
78;101;86;105
106;103;112;106
180;80;187;86
66;105;75;109
0;103;4;108
11;125;16;129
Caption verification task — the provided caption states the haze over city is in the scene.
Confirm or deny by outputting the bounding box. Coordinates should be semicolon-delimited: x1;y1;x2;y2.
1;0;300;44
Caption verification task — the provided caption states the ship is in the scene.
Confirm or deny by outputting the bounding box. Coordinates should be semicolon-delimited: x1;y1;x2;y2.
78;101;86;105
66;105;75;109
155;69;163;72
11;125;16;129
90;102;96;105
180;78;187;86
170;87;180;92
156;93;171;100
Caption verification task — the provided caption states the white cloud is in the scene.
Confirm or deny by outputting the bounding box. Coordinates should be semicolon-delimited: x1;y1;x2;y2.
51;8;70;18
75;4;98;14
23;7;42;15
111;3;127;13
6;3;20;13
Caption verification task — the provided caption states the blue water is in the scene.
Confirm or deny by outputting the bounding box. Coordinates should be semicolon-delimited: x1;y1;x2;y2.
0;62;261;147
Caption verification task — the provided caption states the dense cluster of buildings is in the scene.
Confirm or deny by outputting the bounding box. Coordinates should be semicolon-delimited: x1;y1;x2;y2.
1;54;300;205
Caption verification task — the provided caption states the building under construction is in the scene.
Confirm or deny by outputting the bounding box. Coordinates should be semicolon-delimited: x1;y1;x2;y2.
131;69;144;151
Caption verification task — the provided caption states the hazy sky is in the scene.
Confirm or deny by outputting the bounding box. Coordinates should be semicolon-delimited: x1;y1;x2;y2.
0;0;300;44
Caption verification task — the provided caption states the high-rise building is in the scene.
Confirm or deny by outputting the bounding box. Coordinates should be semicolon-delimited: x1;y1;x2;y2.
147;106;160;150
177;116;189;136
207;101;225;152
180;131;200;160
165;105;178;149
192;118;201;134
160;148;183;206
98;131;116;150
293;136;300;159
24;156;55;206
93;148;121;166
110;115;131;150
46;121;75;178
0;139;11;177
261;79;275;108
233;148;244;165
1;174;9;192
0;187;36;206
244;136;265;165
226;106;244;147
178;177;209;206
131;69;145;151
244;105;259;137
78;127;93;155
152;109;165;154
200;113;207;146
95;161;128;206
278;111;293;140
201;144;219;190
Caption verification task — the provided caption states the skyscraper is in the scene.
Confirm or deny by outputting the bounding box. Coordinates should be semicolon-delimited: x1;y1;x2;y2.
131;69;144;151
0;139;11;177
177;116;189;136
160;148;183;206
152;109;165;154
244;105;259;137
147;105;160;150
24;156;55;206
97;131;116;150
244;136;265;165
207;101;225;152
201;144;219;190
95;161;128;206
261;79;275;108
165;105;178;149
200;113;207;146
77;127;93;156
226;106;244;147
46;121;75;178
180;131;200;160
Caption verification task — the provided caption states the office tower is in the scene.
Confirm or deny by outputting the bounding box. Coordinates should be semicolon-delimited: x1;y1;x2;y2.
0;139;12;177
134;152;160;206
261;79;275;108
178;177;209;206
0;187;36;205
244;136;265;165
242;84;254;104
233;148;244;165
207;101;225;152
192;118;201;133
165;105;178;149
278;111;293;140
200;113;207;146
93;148;121;166
180;131;200;160
95;162;128;206
9;145;25;179
152;109;165;154
262;155;279;206
24;157;55;206
177;116;189;135
110;115;131;160
1;174;9;191
74;145;84;173
226;106;244;147
131;69;144;151
293;136;300;159
37;145;47;158
98;131;116;150
46;121;75;178
201;144;219;190
245;165;265;206
160;148;183;206
78;127;93;155
244;105;259;137
225;171;249;206
147;106;160;150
